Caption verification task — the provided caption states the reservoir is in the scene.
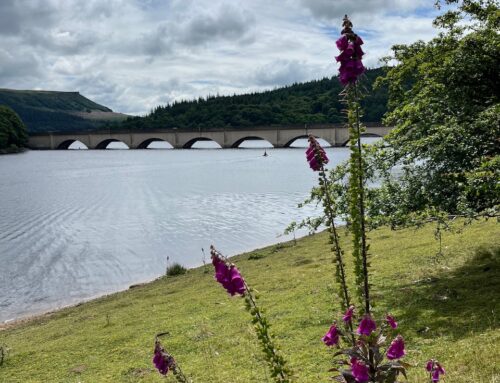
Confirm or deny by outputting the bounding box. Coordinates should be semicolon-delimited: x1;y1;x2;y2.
0;142;361;323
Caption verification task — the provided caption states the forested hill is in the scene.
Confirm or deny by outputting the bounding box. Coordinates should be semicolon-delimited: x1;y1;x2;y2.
0;89;127;133
121;67;388;130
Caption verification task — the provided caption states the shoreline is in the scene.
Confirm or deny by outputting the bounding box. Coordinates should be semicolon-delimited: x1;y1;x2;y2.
0;233;308;329
0;224;316;331
0;277;161;330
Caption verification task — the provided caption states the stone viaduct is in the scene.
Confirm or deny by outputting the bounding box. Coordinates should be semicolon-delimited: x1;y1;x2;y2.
27;124;392;149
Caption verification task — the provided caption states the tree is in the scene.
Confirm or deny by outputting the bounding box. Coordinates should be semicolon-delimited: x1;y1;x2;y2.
0;105;28;151
371;0;499;221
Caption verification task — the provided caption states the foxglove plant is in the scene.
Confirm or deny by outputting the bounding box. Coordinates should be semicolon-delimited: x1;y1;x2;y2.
210;246;292;383
323;309;409;382
310;135;446;383
308;137;408;382
336;15;371;314
426;359;446;382
152;333;190;382
310;15;445;383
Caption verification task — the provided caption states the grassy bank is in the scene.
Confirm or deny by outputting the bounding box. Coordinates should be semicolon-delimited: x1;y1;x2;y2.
0;220;498;382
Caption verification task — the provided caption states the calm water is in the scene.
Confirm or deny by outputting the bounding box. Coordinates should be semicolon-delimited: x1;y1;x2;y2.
0;142;364;323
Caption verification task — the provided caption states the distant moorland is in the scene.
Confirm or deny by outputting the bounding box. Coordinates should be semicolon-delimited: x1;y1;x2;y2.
0;89;128;133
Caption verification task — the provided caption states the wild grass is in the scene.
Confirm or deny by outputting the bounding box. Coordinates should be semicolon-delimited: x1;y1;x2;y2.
166;263;187;277
0;219;498;382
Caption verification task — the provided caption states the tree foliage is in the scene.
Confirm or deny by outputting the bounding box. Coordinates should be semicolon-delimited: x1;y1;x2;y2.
0;105;28;151
120;68;388;130
370;0;499;221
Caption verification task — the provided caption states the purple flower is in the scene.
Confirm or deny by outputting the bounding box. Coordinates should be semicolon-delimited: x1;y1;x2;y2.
213;256;228;282
335;16;365;85
227;266;245;295
426;360;434;372
306;136;329;171
343;305;355;322
339;59;365;86
357;315;376;336
153;342;175;375
350;357;370;383
212;256;245;296
386;335;406;360
322;323;340;346
386;314;398;329
336;35;348;51
426;360;445;382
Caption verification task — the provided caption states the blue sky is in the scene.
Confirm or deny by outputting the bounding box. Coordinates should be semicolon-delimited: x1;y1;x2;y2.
0;0;446;115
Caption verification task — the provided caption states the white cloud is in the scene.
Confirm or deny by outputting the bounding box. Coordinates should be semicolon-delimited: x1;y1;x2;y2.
0;0;445;114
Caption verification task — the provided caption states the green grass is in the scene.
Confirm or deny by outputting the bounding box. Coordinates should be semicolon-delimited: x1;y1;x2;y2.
0;220;498;382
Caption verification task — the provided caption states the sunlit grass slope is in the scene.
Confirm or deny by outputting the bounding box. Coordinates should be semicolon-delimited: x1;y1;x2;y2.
0;219;498;382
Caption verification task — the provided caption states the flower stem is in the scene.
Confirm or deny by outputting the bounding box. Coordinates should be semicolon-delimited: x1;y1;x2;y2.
354;83;370;314
318;166;355;345
211;248;292;383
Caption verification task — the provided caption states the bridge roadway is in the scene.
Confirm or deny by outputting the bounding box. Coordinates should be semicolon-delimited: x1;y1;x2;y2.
27;124;392;149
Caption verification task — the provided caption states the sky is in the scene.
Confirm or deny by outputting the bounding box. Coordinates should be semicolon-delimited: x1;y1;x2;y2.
0;0;445;115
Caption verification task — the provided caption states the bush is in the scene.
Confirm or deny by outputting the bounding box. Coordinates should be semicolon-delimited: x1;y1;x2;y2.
166;263;187;277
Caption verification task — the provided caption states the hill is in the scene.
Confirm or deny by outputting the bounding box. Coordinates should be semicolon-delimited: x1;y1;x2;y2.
0;89;128;133
121;67;388;130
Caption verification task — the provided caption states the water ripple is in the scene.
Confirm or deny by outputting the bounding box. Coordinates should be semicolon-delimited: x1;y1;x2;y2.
0;148;348;322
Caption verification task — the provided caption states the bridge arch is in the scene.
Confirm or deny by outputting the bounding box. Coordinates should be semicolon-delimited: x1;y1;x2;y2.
231;136;274;148
183;137;222;149
340;133;383;147
137;138;174;149
284;135;332;148
56;139;89;150
95;139;129;149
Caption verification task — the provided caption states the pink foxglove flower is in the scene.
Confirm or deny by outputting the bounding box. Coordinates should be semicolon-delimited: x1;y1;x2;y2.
426;360;434;372
153;341;175;375
426;359;446;382
343;305;355;322
212;255;245;296
306;136;329;171
357;314;376;336
322;323;340;346
386;314;398;329
350;357;370;383
386;335;406;360
226;266;245;295
335;15;365;86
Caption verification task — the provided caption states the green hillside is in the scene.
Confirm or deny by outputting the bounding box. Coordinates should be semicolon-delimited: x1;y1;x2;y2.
121;67;388;130
0;220;498;382
0;89;128;133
